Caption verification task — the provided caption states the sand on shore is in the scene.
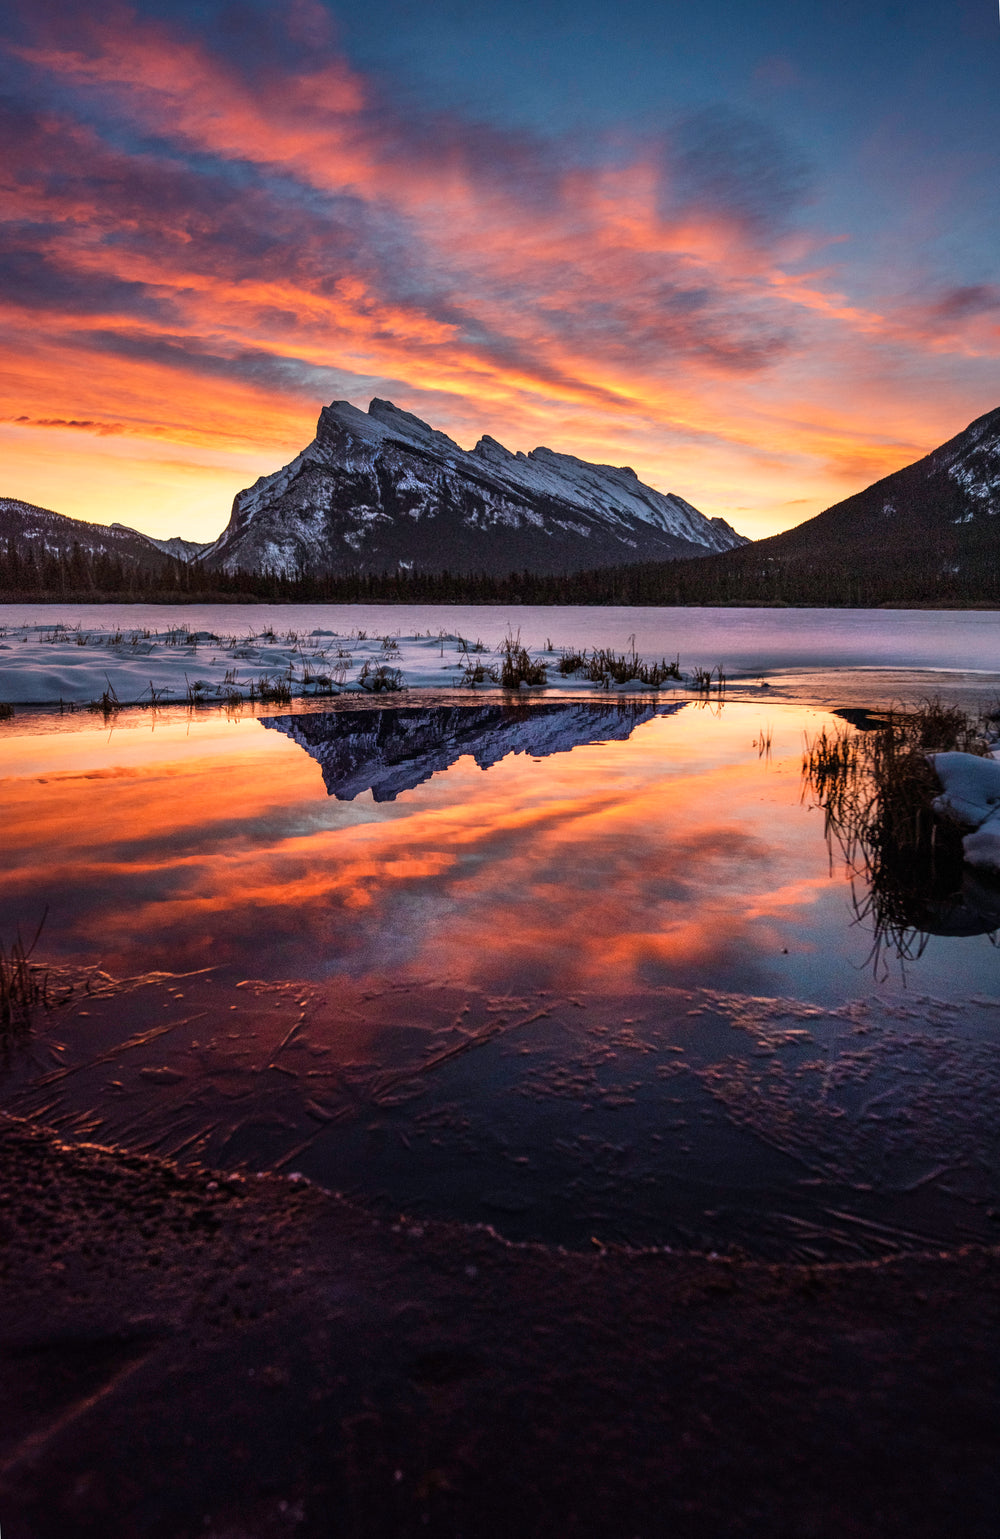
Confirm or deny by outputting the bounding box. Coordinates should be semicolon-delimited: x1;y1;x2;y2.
1;1111;997;1539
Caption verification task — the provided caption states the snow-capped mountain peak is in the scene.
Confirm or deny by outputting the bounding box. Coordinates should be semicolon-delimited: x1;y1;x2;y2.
204;397;748;578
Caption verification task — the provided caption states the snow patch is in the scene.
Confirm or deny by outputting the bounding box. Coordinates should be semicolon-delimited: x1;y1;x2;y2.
929;750;1000;874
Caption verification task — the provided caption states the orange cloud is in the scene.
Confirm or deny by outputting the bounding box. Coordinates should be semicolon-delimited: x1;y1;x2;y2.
3;4;996;537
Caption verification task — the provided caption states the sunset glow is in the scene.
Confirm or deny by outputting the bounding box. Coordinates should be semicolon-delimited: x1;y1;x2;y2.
0;703;849;996
2;0;998;540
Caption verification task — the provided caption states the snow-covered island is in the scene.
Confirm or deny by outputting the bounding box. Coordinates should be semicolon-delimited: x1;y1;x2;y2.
0;620;697;709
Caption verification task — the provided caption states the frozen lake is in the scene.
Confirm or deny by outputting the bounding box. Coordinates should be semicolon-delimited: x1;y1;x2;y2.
1;601;999;676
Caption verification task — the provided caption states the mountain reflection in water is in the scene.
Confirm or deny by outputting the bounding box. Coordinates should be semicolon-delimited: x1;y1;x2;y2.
3;697;1000;1258
260;700;683;801
2;700;998;1003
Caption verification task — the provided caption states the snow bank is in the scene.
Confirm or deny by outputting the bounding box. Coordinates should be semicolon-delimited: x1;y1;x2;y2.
0;621;687;707
929;750;1000;874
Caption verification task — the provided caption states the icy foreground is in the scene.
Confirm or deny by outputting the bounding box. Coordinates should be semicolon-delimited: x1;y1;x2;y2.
0;620;687;706
931;750;1000;871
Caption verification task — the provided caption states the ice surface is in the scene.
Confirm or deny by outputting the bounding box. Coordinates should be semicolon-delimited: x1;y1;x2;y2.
3;605;1000;711
5;970;1000;1258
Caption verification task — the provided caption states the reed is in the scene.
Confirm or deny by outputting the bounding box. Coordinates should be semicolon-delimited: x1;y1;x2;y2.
691;664;726;697
556;633;682;688
88;676;121;717
498;632;548;688
358;661;404;692
0;913;49;1034
557;646;588;675
802;699;997;971
248;673;293;704
461;657;498;686
302;668;336;692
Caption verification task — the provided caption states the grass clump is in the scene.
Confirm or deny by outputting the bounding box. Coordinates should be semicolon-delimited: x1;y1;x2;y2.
498;632;548;688
526;635;683;688
461;658;499;686
691;664;727;698
88;676;121;717
359;661;404;692
582;642;681;688
557;647;588;676
248;673;293;705
302;668;339;694
1;914;50;1036
802;698;997;971
0;701;13;721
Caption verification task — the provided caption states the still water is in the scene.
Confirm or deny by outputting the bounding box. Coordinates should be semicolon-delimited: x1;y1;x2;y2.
2;688;999;1259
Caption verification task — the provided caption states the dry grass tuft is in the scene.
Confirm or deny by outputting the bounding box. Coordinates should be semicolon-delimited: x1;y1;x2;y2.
556;635;680;688
802;699;997;971
499;632;548;688
1;913;51;1035
359;661;404;692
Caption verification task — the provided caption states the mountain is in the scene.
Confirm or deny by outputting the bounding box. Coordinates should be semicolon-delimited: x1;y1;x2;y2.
202;398;748;577
598;404;1000;608
676;407;1000;598
136;532;212;562
755;405;1000;566
261;700;684;802
0;497;186;573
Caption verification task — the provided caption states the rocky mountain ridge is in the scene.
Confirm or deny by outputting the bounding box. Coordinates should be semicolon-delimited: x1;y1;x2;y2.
0;497;190;574
201;398;748;577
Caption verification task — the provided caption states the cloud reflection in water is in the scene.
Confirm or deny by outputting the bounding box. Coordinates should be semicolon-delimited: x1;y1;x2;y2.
1;700;851;999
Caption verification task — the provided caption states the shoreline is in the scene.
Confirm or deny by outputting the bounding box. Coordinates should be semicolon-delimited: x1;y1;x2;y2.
2;616;1000;712
2;1109;998;1538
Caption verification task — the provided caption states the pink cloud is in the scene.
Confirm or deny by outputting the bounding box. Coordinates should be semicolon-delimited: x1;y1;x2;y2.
3;2;996;534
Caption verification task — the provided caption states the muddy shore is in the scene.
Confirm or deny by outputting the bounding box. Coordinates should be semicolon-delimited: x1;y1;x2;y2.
1;1111;997;1538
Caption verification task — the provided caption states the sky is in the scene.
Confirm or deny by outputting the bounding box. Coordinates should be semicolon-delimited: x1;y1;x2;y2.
1;0;998;543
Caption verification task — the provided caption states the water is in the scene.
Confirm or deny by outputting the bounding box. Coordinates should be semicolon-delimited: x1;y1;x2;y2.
3;601;999;679
2;611;999;1260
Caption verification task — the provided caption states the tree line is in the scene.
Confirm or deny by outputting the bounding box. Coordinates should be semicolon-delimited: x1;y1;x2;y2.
2;535;998;607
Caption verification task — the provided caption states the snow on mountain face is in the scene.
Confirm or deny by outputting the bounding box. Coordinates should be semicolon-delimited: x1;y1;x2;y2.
930;408;1000;519
136;533;212;562
261;700;684;802
204;398;748;578
0;498;180;570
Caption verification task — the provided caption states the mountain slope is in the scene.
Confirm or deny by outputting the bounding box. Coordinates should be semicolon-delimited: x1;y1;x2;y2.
203;398;748;577
617;405;1000;606
759;405;1000;565
0;498;185;573
140;533;213;562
